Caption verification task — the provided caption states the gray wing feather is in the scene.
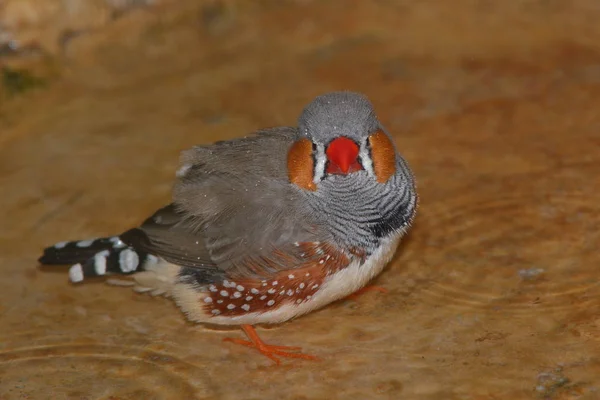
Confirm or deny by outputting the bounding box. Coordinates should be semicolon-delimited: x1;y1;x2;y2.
124;204;216;269
137;127;327;279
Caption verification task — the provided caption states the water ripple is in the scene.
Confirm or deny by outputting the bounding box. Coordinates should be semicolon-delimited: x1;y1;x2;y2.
0;342;215;399
410;175;600;314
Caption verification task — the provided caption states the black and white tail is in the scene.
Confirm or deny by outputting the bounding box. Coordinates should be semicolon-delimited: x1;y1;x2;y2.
38;231;158;283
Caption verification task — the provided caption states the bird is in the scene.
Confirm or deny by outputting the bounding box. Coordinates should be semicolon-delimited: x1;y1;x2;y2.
38;91;418;364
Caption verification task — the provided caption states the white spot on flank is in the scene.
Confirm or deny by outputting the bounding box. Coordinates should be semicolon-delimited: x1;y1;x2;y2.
262;282;267;286
211;309;221;315
236;285;244;291
217;300;223;304
223;280;231;287
267;288;276;294
76;239;95;248
204;297;213;303
250;288;259;294
267;300;275;306
233;292;242;298
279;290;285;295
260;295;267;300
299;283;305;289
220;290;228;297
69;263;84;282
312;284;319;289
305;273;310;277
119;249;139;273
54;241;68;249
209;285;217;292
93;250;110;275
241;304;250;311
287;289;294;296
227;304;236;310
288;274;295;279
319;259;324;264
272;281;278;286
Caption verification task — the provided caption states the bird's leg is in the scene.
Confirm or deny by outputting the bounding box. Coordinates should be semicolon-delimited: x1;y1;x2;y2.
346;285;388;301
223;325;319;365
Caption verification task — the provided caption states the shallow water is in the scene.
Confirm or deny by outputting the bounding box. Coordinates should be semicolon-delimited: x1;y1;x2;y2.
1;1;600;399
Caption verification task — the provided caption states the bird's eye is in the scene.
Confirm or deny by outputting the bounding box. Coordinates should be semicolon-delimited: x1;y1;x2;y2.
312;142;317;152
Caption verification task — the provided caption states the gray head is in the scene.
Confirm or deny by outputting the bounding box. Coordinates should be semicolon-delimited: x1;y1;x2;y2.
287;91;416;251
298;91;380;144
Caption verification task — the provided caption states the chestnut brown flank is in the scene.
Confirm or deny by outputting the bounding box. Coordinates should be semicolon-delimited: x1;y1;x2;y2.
202;242;350;317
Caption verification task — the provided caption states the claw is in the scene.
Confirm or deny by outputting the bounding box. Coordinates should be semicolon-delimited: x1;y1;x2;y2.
224;325;319;365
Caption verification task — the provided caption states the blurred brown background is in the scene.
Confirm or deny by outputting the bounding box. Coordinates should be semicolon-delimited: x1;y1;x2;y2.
1;1;599;399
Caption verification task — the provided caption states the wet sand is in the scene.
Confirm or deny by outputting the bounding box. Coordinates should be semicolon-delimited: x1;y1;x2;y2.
1;1;599;399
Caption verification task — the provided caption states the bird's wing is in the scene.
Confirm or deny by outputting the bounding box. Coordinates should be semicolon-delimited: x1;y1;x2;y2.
125;128;336;280
120;204;215;269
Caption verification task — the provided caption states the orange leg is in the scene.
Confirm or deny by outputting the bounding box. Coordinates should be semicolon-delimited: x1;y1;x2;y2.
223;325;319;365
346;285;388;301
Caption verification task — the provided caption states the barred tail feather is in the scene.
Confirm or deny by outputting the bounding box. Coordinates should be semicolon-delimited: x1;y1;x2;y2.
38;236;125;265
38;236;158;283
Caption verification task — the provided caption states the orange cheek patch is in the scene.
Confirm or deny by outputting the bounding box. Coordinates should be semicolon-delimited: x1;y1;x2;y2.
369;130;396;183
287;138;316;191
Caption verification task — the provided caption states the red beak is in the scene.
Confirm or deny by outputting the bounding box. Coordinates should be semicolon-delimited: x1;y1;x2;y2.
325;137;362;175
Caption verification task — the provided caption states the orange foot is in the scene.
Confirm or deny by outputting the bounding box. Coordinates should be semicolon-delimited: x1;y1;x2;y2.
346;285;388;301
223;325;319;365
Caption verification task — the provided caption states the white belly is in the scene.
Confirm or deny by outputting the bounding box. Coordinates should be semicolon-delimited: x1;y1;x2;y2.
125;233;404;326
189;234;402;326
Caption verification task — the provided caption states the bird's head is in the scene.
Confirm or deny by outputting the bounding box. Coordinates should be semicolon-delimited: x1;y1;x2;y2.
288;91;397;191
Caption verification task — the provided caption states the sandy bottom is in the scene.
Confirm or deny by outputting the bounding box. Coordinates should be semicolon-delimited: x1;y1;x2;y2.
1;1;599;399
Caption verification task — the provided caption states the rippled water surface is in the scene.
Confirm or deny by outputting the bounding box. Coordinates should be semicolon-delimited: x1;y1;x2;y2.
1;1;600;399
